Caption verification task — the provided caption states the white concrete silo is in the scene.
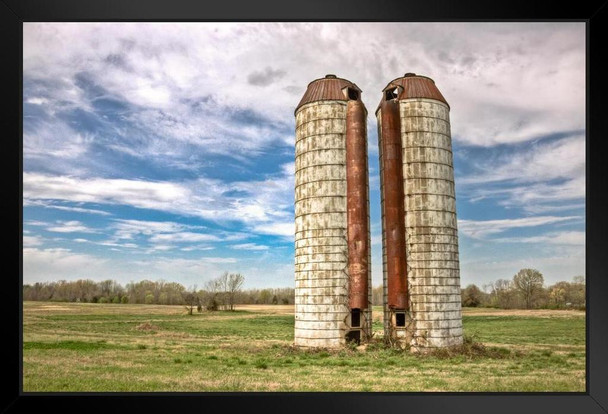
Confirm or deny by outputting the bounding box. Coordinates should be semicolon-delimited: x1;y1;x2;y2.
294;75;372;348
377;73;463;350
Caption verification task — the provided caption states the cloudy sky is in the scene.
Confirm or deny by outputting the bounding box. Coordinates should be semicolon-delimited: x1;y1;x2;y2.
22;22;585;289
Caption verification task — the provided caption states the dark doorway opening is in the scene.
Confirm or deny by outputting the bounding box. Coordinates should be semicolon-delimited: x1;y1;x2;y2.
351;308;361;328
346;330;361;345
395;312;406;327
347;88;359;101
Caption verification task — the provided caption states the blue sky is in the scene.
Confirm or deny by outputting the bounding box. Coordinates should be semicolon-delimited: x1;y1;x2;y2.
22;23;585;289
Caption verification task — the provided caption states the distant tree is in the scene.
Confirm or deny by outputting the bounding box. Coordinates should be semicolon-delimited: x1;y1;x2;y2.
203;278;222;311
548;281;569;308
513;268;544;309
371;285;383;306
259;289;272;304
112;296;120;304
182;286;200;315
121;295;129;304
226;273;245;311
488;279;516;309
461;284;483;307
571;275;586;308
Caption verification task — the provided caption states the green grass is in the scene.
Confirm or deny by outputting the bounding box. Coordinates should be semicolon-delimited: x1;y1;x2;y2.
462;315;585;346
22;302;585;392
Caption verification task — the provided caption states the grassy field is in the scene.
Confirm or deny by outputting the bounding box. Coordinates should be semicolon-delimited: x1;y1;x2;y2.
22;302;586;392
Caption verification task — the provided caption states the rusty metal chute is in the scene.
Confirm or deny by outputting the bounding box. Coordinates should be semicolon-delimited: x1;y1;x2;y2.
346;99;369;311
380;98;408;310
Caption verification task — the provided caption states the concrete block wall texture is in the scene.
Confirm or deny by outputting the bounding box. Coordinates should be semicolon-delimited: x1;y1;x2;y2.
294;75;372;348
378;74;463;350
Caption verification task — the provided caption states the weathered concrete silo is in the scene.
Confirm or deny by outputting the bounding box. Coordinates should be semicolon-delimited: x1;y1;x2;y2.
294;75;372;348
377;73;463;350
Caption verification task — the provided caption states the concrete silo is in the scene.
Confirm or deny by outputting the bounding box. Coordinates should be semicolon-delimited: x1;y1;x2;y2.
294;75;372;348
377;73;463;350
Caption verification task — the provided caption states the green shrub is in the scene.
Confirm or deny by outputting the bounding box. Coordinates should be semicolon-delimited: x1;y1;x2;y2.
112;296;120;304
98;297;108;304
121;296;129;304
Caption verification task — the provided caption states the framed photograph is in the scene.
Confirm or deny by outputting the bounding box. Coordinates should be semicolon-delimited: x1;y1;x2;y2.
6;0;607;412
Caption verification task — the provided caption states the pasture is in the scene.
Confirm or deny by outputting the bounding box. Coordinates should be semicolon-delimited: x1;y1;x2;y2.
22;302;585;392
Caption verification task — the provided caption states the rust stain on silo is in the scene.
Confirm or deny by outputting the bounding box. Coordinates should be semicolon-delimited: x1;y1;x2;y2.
346;99;369;311
380;98;408;310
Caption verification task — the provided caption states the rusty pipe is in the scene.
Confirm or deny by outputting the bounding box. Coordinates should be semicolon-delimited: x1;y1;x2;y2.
380;98;408;310
346;99;369;311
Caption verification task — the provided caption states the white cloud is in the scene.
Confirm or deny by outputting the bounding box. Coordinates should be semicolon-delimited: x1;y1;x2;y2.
149;232;220;243
461;135;585;185
24;199;112;216
24;168;295;239
201;257;238;264
46;220;98;233
24;173;191;210
148;244;175;252
465;176;585;214
493;231;585;246
180;245;215;252
23;247;108;283
99;241;139;248
26;97;49;105
112;219;196;239
458;135;585;213
230;243;269;251
23;22;584;165
252;222;294;238
458;215;580;239
23;235;44;247
25;220;48;226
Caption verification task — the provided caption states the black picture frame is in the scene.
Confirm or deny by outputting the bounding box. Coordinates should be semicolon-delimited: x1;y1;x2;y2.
3;1;607;413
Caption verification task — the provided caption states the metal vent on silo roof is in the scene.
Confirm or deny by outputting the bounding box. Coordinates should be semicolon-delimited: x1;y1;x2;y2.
376;73;448;113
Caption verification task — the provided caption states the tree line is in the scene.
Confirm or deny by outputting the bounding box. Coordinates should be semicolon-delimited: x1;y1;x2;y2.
371;269;585;310
23;272;295;308
24;268;585;311
461;269;585;309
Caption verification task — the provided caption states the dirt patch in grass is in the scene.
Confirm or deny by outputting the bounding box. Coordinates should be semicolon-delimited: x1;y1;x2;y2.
234;304;294;314
135;322;160;331
422;340;514;360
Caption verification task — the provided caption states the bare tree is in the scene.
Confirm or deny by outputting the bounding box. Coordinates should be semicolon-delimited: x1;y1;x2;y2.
203;278;222;311
513;268;544;309
203;272;245;311
488;279;516;309
218;272;229;309
226;273;245;311
182;285;199;315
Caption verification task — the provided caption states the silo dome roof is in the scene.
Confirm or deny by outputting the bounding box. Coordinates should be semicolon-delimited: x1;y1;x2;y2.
295;74;365;113
381;73;449;108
